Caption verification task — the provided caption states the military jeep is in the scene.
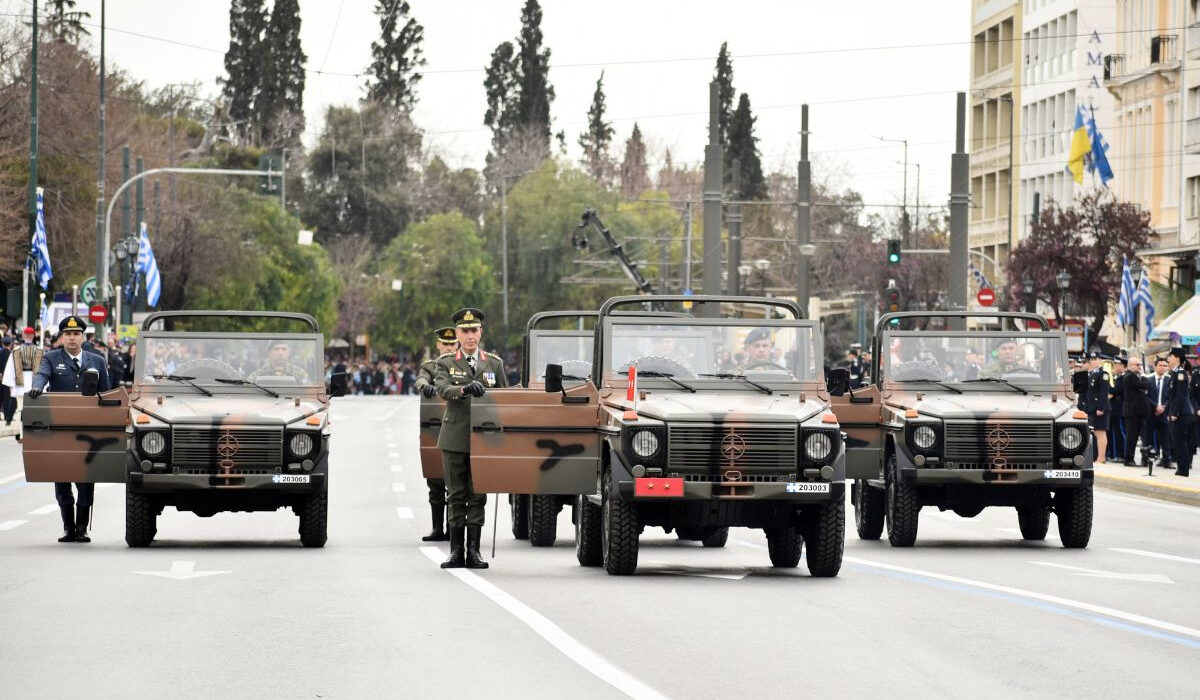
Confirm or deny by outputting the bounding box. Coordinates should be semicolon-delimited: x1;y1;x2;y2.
831;311;1093;548
468;295;847;576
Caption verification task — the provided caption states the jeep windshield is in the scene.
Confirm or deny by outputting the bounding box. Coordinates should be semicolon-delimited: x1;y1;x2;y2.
530;332;594;381
884;332;1068;386
136;335;323;390
604;320;819;389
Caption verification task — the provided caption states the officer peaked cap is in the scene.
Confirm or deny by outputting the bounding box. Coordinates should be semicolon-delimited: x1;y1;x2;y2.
453;308;484;328
58;315;87;333
435;327;458;343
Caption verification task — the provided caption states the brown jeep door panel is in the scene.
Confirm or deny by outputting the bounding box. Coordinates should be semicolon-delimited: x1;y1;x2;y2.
469;382;601;495
419;396;445;479
22;388;131;483
829;385;884;480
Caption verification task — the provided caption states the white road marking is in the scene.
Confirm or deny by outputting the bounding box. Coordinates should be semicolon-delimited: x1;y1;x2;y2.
1027;560;1173;584
0;520;28;531
29;504;57;516
96;483;116;489
390;464;403;473
388;452;400;458
1095;490;1199;514
387;443;397;449
374;410;397;423
0;472;24;485
1111;548;1200;566
132;561;231;580
997;527;1059;540
392;482;406;492
395;507;414;519
419;546;668;700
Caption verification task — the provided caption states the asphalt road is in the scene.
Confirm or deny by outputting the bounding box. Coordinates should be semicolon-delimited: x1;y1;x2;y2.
1;395;1198;699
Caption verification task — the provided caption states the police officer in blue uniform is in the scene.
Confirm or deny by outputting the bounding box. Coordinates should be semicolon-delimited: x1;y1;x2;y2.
1166;347;1193;477
1083;351;1111;464
28;316;112;542
1108;356;1127;462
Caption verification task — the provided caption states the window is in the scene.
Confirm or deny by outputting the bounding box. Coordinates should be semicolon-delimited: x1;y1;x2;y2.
1188;177;1200;219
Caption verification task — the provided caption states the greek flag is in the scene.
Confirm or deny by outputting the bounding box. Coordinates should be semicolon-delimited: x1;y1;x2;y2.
31;186;52;289
1116;258;1135;327
137;222;161;307
1085;107;1115;185
1134;272;1155;338
968;261;991;289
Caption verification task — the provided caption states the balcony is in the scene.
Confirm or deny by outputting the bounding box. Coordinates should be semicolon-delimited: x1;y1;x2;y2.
1103;54;1125;81
1187;117;1200;155
1151;35;1179;64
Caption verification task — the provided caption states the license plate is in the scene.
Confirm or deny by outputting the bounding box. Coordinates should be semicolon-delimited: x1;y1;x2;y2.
1043;470;1081;479
272;474;311;484
786;482;830;493
634;477;684;497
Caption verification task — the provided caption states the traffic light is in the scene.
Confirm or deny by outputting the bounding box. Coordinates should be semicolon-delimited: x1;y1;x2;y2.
885;284;903;315
887;238;902;265
258;153;282;195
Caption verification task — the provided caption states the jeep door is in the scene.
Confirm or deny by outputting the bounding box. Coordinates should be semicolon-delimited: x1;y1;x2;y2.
829;384;884;479
469;382;601;494
419;395;445;479
22;388;131;483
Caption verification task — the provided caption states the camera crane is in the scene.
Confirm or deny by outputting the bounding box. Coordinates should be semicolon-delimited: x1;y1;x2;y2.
570;207;656;296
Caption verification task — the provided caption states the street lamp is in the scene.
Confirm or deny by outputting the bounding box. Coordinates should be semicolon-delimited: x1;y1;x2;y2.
1055;269;1071;321
754;258;770;297
1022;276;1035;313
876;135;909;245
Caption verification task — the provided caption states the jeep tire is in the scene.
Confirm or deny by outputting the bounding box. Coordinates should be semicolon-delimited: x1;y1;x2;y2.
701;527;729;548
298;489;328;548
885;452;920;547
601;469;639;575
125;490;157;548
510;494;530;540
575;495;602;567
765;526;802;568
854;478;884;540
804;498;845;577
1017;505;1051;541
1055;485;1093;549
529;495;558;547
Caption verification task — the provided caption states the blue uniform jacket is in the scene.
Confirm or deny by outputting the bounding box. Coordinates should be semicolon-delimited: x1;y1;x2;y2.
1166;368;1195;419
32;349;112;394
1083;368;1111;415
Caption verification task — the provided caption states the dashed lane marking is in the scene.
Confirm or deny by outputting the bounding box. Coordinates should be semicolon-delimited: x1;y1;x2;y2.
0;520;29;531
29;504;57;516
392;483;407;492
419;546;669;700
396;507;414;519
1111;548;1200;566
388;452;400;458
390;464;403;473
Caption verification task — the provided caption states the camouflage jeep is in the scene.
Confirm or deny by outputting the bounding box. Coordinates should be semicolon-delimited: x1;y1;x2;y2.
467;295;847;576
22;311;343;548
830;311;1093;549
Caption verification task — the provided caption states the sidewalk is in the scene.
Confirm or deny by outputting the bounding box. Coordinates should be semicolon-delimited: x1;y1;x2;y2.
1094;459;1200;507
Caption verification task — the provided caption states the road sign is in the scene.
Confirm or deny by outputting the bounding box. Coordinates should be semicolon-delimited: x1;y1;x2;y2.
79;277;114;304
88;304;108;323
976;288;995;307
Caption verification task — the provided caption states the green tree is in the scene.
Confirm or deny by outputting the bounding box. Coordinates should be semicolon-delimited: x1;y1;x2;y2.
578;71;614;186
514;0;554;158
364;0;425;113
219;0;267;146
726;93;765;200
714;42;735;145
483;41;519;154
413;156;483;222
259;0;306;147
619;122;649;199
42;0;90;43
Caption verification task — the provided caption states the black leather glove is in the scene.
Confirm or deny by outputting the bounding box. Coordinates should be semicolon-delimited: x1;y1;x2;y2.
420;384;437;398
463;381;486;397
26;387;43;399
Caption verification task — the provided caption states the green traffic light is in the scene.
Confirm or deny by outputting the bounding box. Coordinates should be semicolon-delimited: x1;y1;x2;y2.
888;253;900;263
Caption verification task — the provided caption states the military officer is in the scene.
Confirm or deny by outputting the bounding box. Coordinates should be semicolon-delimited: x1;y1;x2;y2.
1082;351;1111;464
735;328;775;372
28;316;112;543
1166;347;1194;477
433;308;508;569
249;339;311;382
415;326;458;542
981;339;1033;378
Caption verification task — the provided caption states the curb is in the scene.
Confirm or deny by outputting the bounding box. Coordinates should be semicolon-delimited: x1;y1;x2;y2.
1095;472;1200;508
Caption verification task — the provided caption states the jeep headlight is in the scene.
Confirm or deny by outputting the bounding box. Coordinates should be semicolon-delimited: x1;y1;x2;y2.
1058;425;1084;452
289;432;315;458
140;431;166;456
913;425;938;450
630;430;659;458
804;432;833;461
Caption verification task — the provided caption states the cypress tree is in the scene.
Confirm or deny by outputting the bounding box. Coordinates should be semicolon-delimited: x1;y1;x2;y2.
726;93;765;200
620;123;650;199
578;71;614;185
714;42;735;145
365;0;426;113
483;41;519;155
514;0;554;158
219;0;267;146
43;0;90;43
259;0;307;146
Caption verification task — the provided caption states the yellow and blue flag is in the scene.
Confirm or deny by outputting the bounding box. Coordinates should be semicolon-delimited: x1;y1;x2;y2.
1066;106;1090;184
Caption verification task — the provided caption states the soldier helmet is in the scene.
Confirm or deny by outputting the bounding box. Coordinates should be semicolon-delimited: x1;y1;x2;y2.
58;315;87;334
435;327;458;343
452;308;484;329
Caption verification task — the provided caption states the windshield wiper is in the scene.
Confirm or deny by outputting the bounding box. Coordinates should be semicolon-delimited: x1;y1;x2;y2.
636;370;696;393
214;377;280;398
894;379;962;394
698;373;773;394
961;377;1028;395
151;374;213;397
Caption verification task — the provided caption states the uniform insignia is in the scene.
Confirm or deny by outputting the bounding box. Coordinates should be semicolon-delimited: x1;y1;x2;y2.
484;371;496;385
66;318;78;328
463;310;475;321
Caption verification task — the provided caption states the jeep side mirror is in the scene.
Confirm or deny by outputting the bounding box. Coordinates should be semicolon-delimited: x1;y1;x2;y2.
826;367;850;396
544;364;564;394
329;371;348;397
81;368;100;397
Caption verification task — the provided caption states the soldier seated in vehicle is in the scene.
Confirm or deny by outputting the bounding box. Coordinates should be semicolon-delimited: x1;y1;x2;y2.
980;339;1035;378
734;328;788;374
249;339;311;382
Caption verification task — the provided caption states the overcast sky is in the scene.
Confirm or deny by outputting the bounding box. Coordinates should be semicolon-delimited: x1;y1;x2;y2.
9;0;971;216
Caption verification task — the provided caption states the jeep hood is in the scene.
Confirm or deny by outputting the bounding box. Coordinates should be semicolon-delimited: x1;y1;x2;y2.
901;392;1072;421
132;395;322;426
624;392;825;423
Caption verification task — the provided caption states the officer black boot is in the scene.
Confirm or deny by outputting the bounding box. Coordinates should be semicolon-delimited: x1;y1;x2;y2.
75;505;91;543
465;524;489;570
57;506;76;543
440;527;465;569
421;504;447;542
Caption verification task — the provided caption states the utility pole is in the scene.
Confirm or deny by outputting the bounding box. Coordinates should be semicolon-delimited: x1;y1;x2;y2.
949;92;970;329
24;0;38;331
702;80;723;307
797;105;812;315
683;198;693;292
501;175;509;330
728;158;742;294
121;146;130;243
94;0;106;318
135;156;144;233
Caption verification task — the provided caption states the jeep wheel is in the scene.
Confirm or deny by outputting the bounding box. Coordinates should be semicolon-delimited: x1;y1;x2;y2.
854;479;884;540
764;527;802;568
510;494;530;540
701;527;729;548
125;490;157;548
298;489;328;548
575;495;602;567
529;495;558;547
601;469;639;575
1016;505;1051;541
804;499;845;577
885;452;920;547
1055;485;1093;549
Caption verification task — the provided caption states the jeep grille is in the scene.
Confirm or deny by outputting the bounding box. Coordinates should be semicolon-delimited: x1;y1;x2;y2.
667;424;797;471
171;427;284;468
943;421;1053;463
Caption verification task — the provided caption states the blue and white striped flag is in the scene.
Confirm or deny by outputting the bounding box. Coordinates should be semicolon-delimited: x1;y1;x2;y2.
969;261;991;289
136;222;161;307
1116;257;1135;327
1134;271;1155;338
31;186;52;289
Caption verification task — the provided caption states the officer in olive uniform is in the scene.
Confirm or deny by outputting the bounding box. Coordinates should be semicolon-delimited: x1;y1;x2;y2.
433;308;508;569
734;328;775;373
1166;347;1194;477
29;316;112;542
1083;351;1111;464
249;339;311;382
415;326;458;542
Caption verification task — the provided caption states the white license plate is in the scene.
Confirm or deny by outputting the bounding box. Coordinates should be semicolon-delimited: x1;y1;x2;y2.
786;482;830;493
1043;470;1081;479
272;474;311;484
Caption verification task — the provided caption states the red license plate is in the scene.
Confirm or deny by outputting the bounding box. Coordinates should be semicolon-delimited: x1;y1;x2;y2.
634;477;684;498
